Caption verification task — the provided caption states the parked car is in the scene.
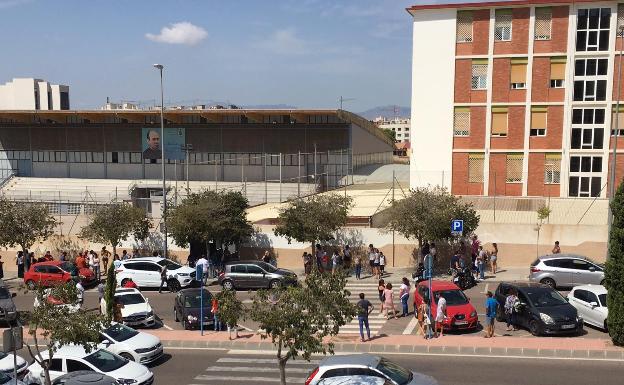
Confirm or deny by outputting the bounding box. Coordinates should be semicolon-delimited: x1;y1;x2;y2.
24;261;95;290
99;323;163;364
494;282;583;336
52;371;116;385
25;345;153;385
568;285;608;331
317;376;393;385
100;288;155;328
218;261;297;290
0;371;25;385
115;257;195;292
0;282;18;325
412;280;478;331
305;354;437;385
33;289;80;313
173;288;213;330
529;254;604;288
0;351;28;380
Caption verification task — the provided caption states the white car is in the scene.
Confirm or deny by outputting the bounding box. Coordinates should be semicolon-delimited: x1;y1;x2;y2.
318;376;393;385
0;351;28;381
100;288;155;328
25;345;153;385
0;372;25;385
115;257;195;291
568;284;608;331
99;323;163;365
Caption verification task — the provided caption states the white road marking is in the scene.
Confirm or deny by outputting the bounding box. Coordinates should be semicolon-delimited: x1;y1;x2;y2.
206;366;311;373
482;283;489;294
162;323;174;331
402;316;419;335
194;376;307;383
217;357;319;365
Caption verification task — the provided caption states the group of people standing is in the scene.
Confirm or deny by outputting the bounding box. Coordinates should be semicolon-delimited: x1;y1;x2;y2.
302;244;353;275
448;235;499;281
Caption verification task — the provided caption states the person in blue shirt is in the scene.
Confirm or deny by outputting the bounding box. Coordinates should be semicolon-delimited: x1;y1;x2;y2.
484;291;498;338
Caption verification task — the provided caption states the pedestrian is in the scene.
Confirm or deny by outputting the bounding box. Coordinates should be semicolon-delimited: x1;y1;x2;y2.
0;256;4;279
16;251;24;278
377;279;386;313
435;292;447;338
113;254;122;269
121;250;130;260
101;247;110;274
417;299;431;338
356;293;374;342
123;278;138;289
262;250;271;264
76;280;85;308
60;251;67;262
87;250;95;268
399;277;410;317
315;244;323;271
132;249;140;258
354;254;362;280
331;251;340;275
24;250;31;272
75;252;86;269
383;283;397;320
552;241;561;254
490;243;498;274
211;297;221;331
343;245;352;274
97;282;105;303
159;265;168;293
421;241;430;264
504;289;519;331
379;252;386;277
430;242;437;265
44;250;53;261
368;244;376;276
477;245;487;280
302;252;312;275
92;252;100;281
373;248;381;279
471;235;480;265
321;250;330;272
196;255;209;284
485;291;497;338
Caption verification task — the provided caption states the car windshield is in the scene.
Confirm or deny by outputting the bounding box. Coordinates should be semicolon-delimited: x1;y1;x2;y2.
0;288;10;299
115;294;145;305
84;349;128;372
435;289;469;306
255;262;277;273
59;262;74;272
185;292;211;308
104;323;139;342
599;294;607;307
376;358;413;385
158;259;182;271
526;288;568;307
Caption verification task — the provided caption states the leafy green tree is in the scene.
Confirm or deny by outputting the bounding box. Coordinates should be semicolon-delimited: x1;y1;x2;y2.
0;198;56;255
382;128;396;143
383;186;480;251
26;282;108;385
215;289;244;340
250;271;355;385
606;180;624;345
79;201;150;256
168;190;253;251
103;262;117;321
273;194;353;254
535;205;552;257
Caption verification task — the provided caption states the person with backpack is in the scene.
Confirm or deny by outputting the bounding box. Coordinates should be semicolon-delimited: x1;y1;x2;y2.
331;251;341;275
211;297;221;331
158;265;168;293
356;293;374;342
399;277;410;317
504;289;519;331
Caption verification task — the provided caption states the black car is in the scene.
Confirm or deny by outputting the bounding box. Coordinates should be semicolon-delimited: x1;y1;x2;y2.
173;288;213;330
494;282;583;336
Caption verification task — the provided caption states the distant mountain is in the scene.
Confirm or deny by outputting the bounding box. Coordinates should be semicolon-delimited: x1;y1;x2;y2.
357;106;411;120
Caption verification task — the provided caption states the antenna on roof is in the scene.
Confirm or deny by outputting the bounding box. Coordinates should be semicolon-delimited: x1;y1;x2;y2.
339;96;356;110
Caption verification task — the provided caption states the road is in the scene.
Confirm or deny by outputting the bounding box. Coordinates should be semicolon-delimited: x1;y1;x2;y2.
151;348;624;385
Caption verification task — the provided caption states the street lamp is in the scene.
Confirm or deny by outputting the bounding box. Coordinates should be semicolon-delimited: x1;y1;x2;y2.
153;63;168;259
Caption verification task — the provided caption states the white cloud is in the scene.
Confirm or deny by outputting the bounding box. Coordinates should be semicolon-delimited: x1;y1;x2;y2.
145;22;208;46
257;28;309;55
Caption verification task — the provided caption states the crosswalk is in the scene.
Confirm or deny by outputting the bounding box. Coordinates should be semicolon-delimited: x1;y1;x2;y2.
340;280;390;336
188;355;319;384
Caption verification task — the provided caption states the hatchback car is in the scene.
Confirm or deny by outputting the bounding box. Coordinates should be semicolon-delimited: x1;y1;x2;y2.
173;288;213;330
24;261;95;290
115;257;195;292
413;280;478;331
218;261;297;290
52;371;116;385
0;282;18;325
494;282;583;336
568;284;608;331
306;354;437;385
317;376;393;385
529;254;604;288
100;288;155;328
99;323;163;364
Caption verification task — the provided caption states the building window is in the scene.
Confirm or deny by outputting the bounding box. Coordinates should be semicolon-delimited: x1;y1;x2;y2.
618;4;624;37
571;108;605;149
471;61;488;90
494;9;513;41
506;154;523;183
575;58;608;77
468;153;485;183
530;107;547;136
456;11;473;42
60;92;70;110
544;154;561;184
550;57;566;88
453;107;470;136
397;127;402;131
569;155;603;197
612;108;624;136
534;7;552;40
573;58;608;102
491;108;508;137
576;8;611;52
510;58;527;89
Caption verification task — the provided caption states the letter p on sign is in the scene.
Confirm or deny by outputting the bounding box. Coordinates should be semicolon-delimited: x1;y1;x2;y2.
451;219;463;234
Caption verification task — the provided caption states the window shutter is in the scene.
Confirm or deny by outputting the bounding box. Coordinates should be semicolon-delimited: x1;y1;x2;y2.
456;11;473;42
491;109;508;135
534;7;552;40
550;58;566;80
531;107;548;129
468;153;485;183
510;62;527;83
506;154;524;182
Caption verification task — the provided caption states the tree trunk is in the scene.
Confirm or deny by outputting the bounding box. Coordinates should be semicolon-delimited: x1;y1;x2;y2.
277;340;287;385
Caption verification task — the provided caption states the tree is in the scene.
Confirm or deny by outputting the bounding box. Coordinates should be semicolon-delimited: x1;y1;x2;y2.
79;201;150;256
26;282;107;385
0;198;56;255
250;271;355;385
383;186;480;251
273;194;353;253
103;262;117;321
382;128;396;143
168;190;253;250
605;180;624;345
535;205;552;257
215;289;244;340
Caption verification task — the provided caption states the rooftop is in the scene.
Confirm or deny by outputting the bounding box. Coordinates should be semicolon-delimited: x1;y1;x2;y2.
407;0;605;13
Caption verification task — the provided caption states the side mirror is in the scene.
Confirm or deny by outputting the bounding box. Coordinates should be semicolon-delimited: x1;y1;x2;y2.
145;298;149;303
590;302;598;308
589;267;596;272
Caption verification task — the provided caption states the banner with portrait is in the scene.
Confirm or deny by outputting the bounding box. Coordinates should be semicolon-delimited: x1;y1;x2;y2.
142;128;186;160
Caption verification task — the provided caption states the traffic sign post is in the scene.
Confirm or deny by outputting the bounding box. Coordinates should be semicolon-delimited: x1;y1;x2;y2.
196;265;204;336
451;219;463;236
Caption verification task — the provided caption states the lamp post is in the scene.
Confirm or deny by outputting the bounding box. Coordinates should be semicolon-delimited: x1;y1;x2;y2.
153;63;167;259
182;143;193;192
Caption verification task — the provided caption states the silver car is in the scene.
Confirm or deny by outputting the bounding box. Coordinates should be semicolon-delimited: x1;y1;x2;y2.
529;254;604;288
218;261;297;290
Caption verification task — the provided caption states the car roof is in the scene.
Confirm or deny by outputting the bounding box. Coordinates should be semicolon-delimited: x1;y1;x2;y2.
122;257;163;263
225;260;264;266
418;280;461;291
538;254;591;260
47;345;94;358
179;288;211;296
33;260;63;266
114;288;141;295
319;354;380;368
498;281;551;289
571;284;607;294
318;376;389;385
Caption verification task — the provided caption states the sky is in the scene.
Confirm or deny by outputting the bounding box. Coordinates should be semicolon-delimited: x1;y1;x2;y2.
0;0;446;112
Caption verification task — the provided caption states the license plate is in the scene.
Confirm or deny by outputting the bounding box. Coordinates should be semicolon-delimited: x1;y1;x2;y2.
561;324;576;329
455;321;468;325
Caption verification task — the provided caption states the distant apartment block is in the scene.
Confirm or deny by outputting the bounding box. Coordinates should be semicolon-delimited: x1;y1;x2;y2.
408;0;624;198
374;117;411;142
0;78;69;110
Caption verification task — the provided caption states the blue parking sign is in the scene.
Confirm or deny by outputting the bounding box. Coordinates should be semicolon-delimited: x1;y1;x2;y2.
451;219;463;233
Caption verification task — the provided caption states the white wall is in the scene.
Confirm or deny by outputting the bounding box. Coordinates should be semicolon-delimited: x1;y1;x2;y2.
409;9;456;190
0;78;67;110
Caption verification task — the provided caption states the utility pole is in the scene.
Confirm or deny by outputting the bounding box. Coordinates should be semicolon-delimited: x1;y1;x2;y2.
153;63;167;258
392;170;395;268
182;144;193;192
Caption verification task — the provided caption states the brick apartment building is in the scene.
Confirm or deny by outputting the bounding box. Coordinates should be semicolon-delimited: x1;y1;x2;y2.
408;0;624;198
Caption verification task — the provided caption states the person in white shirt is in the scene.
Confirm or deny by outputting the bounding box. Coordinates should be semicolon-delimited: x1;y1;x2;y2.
435;293;447;338
379;252;386;278
76;281;85;308
196;255;209;284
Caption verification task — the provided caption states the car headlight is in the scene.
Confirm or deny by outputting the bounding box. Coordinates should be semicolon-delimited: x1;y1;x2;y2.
135;347;152;353
470;311;477;318
117;379;138;385
147;311;154;317
188;315;198;321
540;313;555;325
177;273;189;277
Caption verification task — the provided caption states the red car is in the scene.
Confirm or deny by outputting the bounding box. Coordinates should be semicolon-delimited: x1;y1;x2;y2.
413;280;479;331
24;261;95;290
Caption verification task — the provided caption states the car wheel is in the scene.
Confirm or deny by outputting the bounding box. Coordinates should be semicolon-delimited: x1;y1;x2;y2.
121;278;130;287
120;352;135;362
540;278;556;288
222;280;234;290
174;308;179;322
529;320;541;336
168;279;181;293
269;279;281;289
495;306;505;322
25;280;36;290
183;318;189;330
